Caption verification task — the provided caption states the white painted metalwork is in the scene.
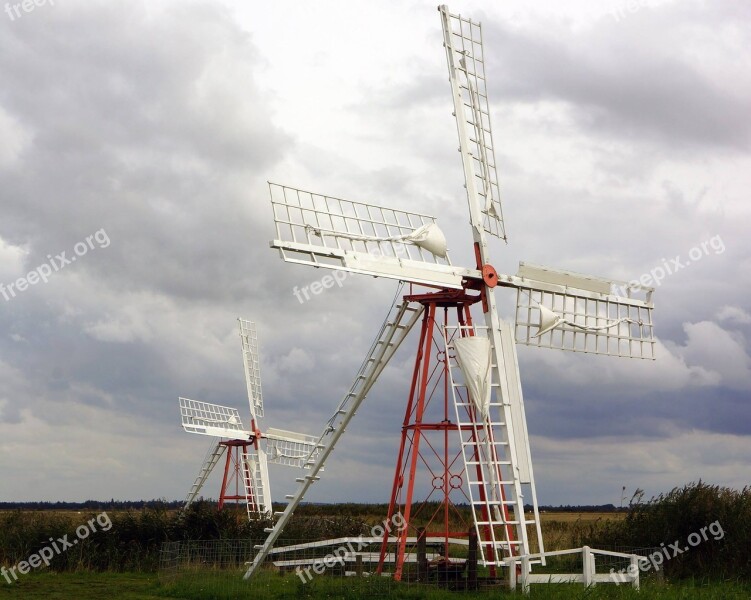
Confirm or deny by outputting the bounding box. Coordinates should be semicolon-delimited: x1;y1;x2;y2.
440;3;546;565
444;324;543;568
265;428;320;468
440;5;506;241
179;319;319;519
244;292;423;579
184;440;226;508
242;448;271;518
179;398;248;441
239;318;264;418
269;183;475;289
244;2;657;582
510;263;656;359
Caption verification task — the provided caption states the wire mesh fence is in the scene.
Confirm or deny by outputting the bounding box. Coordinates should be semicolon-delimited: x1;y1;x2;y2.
158;537;661;597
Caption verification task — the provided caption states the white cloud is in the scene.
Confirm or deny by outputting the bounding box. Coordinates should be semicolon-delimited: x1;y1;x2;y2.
0;236;26;283
673;321;751;390
276;347;315;373
0;105;32;167
522;334;721;393
532;429;751;505
0;0;748;505
716;305;751;324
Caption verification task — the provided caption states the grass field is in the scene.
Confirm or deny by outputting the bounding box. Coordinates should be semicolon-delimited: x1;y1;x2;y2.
1;487;748;598
2;571;751;599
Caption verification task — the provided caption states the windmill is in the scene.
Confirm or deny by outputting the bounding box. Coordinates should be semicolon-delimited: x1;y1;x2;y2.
179;318;321;518
244;5;655;579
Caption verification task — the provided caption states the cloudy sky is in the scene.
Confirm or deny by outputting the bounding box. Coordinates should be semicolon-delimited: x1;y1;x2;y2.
0;0;748;508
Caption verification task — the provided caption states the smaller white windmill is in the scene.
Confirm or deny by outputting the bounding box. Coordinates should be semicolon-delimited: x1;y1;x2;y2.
179;318;320;518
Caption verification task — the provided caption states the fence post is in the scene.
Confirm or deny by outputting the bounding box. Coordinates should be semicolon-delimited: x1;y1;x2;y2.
582;546;593;587
355;553;363;577
467;526;478;590
520;555;530;595
416;527;427;582
630;554;640;590
507;558;517;591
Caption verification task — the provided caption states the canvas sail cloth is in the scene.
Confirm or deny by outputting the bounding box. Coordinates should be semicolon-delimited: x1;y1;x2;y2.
453;337;492;418
305;222;448;258
533;302;635;337
453;336;504;524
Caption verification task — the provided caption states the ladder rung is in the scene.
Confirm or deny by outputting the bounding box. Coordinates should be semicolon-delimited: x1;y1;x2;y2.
295;476;320;482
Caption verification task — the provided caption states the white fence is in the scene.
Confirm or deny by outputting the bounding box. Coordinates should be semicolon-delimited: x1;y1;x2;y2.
505;545;645;594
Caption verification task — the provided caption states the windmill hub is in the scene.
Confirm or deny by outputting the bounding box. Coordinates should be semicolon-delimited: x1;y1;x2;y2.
481;264;498;288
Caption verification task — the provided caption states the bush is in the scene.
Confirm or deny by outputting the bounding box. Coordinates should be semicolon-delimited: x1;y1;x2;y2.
591;481;751;580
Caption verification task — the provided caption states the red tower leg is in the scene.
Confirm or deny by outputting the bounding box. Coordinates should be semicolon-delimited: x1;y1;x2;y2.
376;289;516;581
217;440;256;511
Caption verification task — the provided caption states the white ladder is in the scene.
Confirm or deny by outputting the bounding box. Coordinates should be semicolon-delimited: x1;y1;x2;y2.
241;451;264;518
445;323;543;567
183;440;226;508
243;296;423;580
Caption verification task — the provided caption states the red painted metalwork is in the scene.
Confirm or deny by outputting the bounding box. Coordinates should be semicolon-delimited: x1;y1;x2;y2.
217;440;257;512
376;286;515;580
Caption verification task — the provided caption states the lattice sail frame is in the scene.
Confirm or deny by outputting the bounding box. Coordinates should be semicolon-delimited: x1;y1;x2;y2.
441;5;506;241
511;263;656;359
179;397;250;441
269;183;474;289
239;319;264;418
265;428;320;469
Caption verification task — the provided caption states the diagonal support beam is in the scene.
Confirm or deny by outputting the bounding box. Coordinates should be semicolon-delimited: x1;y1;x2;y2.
243;297;423;579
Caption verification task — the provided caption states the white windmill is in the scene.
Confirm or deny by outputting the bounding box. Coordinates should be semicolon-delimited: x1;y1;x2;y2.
244;5;655;580
179;318;321;518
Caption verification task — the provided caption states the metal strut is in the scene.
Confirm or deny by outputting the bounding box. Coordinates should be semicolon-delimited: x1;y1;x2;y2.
243;288;423;579
183;440;226;509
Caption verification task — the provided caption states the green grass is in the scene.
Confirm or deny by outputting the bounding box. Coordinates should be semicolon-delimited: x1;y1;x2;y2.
163;571;751;599
2;571;750;599
0;572;163;599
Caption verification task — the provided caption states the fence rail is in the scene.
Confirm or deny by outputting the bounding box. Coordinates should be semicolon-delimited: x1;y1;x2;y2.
159;538;660;596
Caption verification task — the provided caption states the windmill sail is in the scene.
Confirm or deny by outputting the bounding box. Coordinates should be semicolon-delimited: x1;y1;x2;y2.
179;397;249;440
265;428;321;469
511;262;656;359
239;319;264;419
269;183;477;289
440;5;506;241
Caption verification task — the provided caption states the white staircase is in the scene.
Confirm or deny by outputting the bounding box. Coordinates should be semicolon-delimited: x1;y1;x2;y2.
243;296;423;579
242;450;269;518
184;441;226;508
445;322;544;567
